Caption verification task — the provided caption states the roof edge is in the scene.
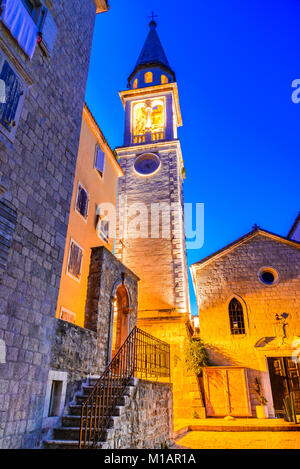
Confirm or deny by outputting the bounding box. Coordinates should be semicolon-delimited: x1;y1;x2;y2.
83;103;124;177
287;212;300;239
190;227;300;272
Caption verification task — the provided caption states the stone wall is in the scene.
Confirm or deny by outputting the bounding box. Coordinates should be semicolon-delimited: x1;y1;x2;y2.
103;379;174;449
48;247;139;428
0;0;97;449
50;319;99;407
85;246;139;365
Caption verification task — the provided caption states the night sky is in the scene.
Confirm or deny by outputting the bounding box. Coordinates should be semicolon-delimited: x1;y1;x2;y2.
85;0;300;315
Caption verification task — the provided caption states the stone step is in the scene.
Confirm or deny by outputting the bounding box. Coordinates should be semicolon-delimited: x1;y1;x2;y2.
61;415;113;428
81;385;131;396
75;394;126;406
69;404;121;417
53;427;108;441
87;377;135;387
43;440;103;450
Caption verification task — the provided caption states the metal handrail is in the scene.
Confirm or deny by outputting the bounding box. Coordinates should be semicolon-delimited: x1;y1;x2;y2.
78;326;170;448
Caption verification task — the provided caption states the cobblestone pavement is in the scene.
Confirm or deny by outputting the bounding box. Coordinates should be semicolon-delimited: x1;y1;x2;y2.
173;431;300;449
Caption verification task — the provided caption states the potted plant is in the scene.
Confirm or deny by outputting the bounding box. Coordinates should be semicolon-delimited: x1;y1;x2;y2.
254;377;269;418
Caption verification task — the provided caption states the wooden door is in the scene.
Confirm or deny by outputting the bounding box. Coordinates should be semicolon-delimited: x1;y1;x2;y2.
203;367;251;417
268;357;300;414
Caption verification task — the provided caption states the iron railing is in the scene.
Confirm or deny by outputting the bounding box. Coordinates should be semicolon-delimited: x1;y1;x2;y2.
79;327;170;448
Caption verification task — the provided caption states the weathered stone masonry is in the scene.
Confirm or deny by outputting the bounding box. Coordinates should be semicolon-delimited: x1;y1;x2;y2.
50;246;139;412
0;0;97;449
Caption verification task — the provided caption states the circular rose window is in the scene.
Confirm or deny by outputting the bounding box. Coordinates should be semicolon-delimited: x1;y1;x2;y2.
258;267;278;286
133;153;161;176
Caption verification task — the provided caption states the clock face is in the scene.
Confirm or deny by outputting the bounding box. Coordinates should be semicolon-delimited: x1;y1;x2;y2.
133;153;161;176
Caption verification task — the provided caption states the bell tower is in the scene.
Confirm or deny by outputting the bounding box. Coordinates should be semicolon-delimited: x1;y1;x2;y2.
115;20;201;419
115;19;189;319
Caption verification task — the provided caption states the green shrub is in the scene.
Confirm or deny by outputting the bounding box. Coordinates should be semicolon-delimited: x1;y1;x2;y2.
184;338;209;376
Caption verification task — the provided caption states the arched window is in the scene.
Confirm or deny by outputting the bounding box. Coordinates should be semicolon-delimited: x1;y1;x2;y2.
161;74;168;84
144;71;153;83
229;298;245;335
133;78;138;89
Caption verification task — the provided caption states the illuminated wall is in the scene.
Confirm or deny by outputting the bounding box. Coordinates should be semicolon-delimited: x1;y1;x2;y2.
55;105;123;327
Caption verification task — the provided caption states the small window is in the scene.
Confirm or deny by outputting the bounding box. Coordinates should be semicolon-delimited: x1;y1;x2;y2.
133;78;138;89
161;74;168;84
96;211;110;242
67;239;83;281
48;380;63;417
144;71;153;84
75;183;89;220
94;145;105;178
0;60;23;133
259;267;278;286
229;298;245;335
0;199;17;283
60;308;76;324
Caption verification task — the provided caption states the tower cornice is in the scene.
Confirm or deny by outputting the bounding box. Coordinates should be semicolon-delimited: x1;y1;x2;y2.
119;82;182;127
114;138;184;173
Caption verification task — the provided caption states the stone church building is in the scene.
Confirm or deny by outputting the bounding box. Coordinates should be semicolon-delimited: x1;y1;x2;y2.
191;223;300;418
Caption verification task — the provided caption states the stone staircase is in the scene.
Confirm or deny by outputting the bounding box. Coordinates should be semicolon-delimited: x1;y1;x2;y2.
43;376;136;449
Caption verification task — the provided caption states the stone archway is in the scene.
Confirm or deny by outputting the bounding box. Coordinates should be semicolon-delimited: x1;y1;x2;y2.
111;284;130;359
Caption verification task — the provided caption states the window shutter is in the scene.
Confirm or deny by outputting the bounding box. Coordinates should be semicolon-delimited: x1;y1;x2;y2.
76;185;88;218
0;200;17;283
0;61;23;131
68;241;82;279
39;7;58;56
95;146;105;175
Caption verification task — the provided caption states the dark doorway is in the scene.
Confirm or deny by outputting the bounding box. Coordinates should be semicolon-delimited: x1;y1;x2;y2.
267;357;300;415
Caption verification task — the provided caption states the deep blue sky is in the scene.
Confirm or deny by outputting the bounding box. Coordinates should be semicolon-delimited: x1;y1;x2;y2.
85;0;300;315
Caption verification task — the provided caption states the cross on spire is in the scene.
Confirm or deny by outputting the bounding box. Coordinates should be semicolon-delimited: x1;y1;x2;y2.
148;11;158;22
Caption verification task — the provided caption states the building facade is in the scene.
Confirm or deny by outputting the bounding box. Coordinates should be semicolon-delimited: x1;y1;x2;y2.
114;21;202;419
0;0;108;449
191;227;300;418
55;104;123;328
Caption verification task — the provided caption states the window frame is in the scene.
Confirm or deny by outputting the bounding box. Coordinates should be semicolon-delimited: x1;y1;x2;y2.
75;181;89;222
60;307;76;325
94;144;106;180
228;297;246;335
0;54;28;143
96;210;110;243
66;238;83;283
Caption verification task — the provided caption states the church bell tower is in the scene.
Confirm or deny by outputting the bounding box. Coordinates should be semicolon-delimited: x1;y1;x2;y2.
115;21;202;419
115;19;190;321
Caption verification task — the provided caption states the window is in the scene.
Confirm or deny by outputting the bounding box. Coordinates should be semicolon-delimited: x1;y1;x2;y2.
94;145;105;178
67;239;83;281
132;98;165;138
144;71;153;84
60;307;76;324
0;199;17;283
96;208;110;242
133;78;138;89
259;267;278;286
229;298;245;335
0;0;39;58
48;380;63;417
75;183;89;220
0;58;25;140
161;74;168;84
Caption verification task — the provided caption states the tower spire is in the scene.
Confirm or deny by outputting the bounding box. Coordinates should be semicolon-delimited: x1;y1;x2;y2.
127;19;175;89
